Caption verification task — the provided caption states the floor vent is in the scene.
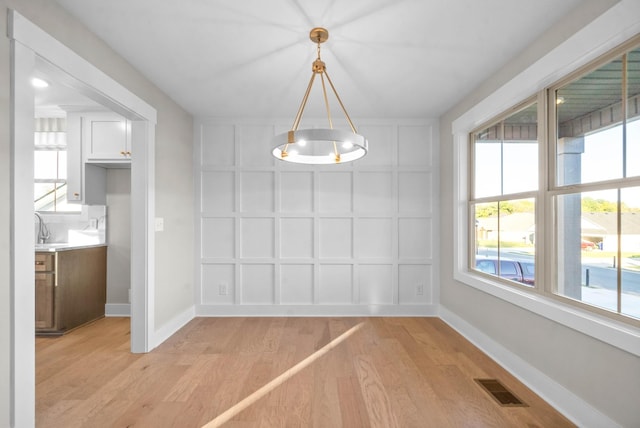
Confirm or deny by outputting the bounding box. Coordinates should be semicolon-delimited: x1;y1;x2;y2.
474;378;528;407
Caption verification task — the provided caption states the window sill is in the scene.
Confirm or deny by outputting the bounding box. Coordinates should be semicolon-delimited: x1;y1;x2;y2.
454;270;640;357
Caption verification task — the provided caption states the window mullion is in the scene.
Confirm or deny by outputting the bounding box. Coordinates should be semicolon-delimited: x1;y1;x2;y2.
500;121;504;196
618;53;626;314
537;90;548;295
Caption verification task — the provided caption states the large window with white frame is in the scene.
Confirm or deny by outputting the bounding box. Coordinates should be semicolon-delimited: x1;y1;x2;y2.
469;38;640;325
550;42;640;321
470;101;538;289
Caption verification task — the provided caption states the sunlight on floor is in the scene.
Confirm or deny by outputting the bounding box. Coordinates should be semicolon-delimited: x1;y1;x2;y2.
201;321;365;427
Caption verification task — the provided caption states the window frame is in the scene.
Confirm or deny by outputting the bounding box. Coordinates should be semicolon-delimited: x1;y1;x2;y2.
468;97;541;292
545;39;640;323
453;28;640;357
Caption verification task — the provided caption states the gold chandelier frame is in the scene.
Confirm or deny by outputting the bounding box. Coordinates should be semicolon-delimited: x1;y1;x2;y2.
271;27;368;164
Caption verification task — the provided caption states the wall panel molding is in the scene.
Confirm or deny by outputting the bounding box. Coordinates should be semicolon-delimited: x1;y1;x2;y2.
195;118;438;315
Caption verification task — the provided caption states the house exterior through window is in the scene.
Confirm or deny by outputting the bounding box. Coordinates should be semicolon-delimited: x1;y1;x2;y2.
468;38;640;324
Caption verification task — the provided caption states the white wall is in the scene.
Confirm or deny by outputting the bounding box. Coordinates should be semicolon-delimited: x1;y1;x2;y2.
195;119;438;315
439;1;640;427
154;107;194;327
106;169;131;308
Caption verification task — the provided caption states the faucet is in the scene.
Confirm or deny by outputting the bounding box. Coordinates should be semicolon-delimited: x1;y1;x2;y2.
34;212;50;244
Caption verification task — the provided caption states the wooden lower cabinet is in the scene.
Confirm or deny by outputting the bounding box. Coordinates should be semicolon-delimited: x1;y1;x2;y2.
35;272;55;329
35;246;107;335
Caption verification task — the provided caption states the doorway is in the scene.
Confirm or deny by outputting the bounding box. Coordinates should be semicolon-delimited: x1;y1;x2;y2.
10;10;157;426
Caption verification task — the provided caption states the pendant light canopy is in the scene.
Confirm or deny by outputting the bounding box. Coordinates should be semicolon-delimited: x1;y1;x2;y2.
272;28;368;164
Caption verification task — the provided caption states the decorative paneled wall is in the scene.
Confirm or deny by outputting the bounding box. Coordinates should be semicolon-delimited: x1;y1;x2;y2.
195;119;438;315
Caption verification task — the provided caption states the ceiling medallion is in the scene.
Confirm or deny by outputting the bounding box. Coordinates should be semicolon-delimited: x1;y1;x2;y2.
271;27;368;164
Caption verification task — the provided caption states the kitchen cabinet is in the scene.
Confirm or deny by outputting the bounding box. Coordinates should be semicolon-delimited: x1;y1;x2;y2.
65;112;131;205
83;112;132;164
66;112;108;204
35;253;55;329
35;246;107;335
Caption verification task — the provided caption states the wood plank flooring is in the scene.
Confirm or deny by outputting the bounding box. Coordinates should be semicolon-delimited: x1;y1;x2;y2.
36;317;575;427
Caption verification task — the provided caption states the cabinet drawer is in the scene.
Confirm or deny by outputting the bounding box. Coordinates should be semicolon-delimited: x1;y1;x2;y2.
35;253;55;272
35;273;55;329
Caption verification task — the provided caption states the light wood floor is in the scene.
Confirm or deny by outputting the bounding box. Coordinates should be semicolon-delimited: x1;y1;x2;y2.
36;317;574;427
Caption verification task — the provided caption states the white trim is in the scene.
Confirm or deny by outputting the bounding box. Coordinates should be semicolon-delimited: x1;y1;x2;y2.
151;306;196;349
9;12;156;125
439;306;621;428
454;271;640;356
452;1;640;135
129;120;155;353
452;0;640;358
105;304;131;317
196;304;438;317
10;40;37;428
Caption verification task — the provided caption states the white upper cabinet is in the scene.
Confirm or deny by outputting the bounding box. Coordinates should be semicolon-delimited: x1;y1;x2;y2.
83;112;131;164
66;112;106;204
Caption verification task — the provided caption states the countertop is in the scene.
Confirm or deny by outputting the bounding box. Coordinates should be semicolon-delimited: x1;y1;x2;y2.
35;243;107;252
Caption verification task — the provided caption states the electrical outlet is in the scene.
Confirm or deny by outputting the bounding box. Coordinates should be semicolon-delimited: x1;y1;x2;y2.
219;283;228;296
416;284;424;296
89;218;98;229
155;217;164;232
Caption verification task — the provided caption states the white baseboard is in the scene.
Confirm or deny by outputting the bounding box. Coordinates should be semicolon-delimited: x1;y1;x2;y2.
195;304;438;317
151;305;196;350
438;305;620;428
105;303;131;317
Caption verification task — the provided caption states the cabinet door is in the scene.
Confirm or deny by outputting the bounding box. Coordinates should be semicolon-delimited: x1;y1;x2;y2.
57;247;107;331
66;113;107;204
83;113;131;163
35;273;55;329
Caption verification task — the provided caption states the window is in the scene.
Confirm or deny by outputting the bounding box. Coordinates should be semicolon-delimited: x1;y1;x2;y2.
34;117;80;212
467;39;640;324
470;102;538;288
551;45;640;320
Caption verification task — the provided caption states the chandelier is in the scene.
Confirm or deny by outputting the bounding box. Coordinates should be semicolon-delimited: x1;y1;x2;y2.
271;28;368;164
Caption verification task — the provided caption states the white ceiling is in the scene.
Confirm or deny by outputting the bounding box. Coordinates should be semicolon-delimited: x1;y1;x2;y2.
53;0;586;120
33;67;103;118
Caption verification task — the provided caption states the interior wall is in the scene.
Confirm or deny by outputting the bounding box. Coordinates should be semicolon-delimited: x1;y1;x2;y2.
106;169;131;306
439;1;640;426
3;0;194;338
195;119;438;315
154;107;194;324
